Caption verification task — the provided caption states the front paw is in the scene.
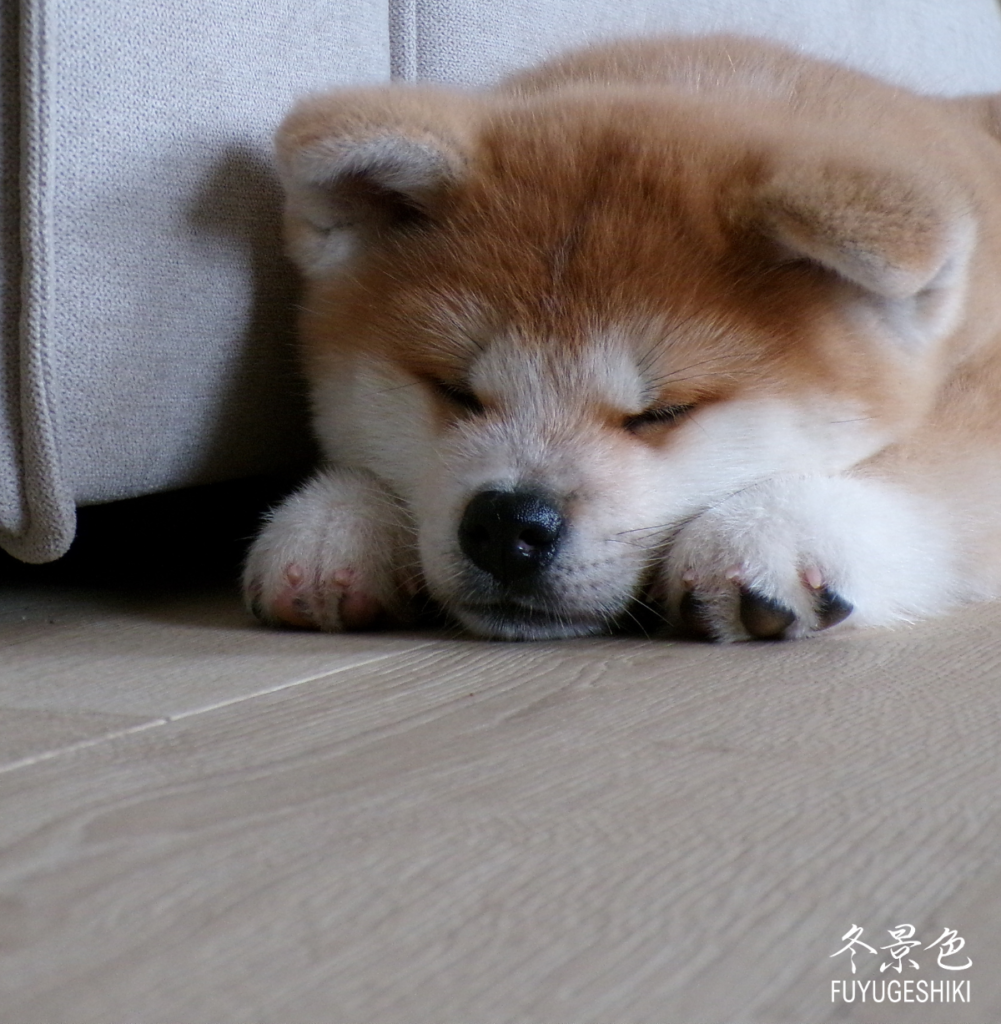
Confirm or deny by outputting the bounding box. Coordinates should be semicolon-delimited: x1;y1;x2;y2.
243;469;417;632
659;475;955;642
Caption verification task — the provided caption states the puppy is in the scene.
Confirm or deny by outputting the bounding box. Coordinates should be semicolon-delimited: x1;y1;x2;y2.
243;35;1001;642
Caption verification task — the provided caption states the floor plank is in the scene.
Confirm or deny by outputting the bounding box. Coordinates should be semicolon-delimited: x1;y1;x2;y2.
0;584;432;768
1;595;1000;1023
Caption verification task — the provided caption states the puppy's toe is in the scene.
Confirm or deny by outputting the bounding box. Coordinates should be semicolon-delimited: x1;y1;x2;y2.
814;585;854;629
248;563;319;629
678;590;714;640
329;569;391;630
738;587;797;640
255;564;393;632
670;580;851;643
242;469;416;634
274;564;322;628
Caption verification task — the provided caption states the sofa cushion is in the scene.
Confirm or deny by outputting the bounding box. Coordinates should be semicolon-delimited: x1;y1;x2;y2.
4;0;390;562
392;0;1001;91
5;0;1001;563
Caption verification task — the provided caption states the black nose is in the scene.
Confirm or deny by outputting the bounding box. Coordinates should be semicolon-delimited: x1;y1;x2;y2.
458;489;565;584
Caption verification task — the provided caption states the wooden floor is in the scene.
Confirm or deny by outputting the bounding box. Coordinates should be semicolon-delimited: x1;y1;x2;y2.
2;574;1001;1023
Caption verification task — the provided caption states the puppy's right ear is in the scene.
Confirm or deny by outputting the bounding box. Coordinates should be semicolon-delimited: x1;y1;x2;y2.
276;87;476;278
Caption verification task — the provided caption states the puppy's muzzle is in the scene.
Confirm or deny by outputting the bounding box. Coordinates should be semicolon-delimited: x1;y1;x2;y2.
458;488;564;586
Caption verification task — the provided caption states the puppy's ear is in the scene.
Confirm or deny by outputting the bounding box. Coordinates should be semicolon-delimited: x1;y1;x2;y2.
760;159;974;346
276;87;475;278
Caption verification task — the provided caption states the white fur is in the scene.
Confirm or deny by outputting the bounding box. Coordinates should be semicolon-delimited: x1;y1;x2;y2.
263;325;916;638
848;216;977;353
244;36;998;641
243;468;414;630
246;306;943;640
281;135;460;279
311;354;438;505
246;311;974;640
662;473;960;641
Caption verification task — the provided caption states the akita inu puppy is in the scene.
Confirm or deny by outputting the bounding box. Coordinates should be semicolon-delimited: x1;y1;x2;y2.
243;35;1001;642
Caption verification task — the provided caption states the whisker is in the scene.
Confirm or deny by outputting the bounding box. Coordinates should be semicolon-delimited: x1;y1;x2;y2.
613;523;673;538
618;602;655;634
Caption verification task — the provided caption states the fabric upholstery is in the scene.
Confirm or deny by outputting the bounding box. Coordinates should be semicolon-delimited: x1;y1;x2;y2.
5;0;389;562
0;2;31;555
3;0;1001;562
389;0;1001;91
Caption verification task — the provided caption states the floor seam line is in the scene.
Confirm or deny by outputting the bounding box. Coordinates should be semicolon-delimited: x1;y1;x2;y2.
162;642;437;724
0;641;436;776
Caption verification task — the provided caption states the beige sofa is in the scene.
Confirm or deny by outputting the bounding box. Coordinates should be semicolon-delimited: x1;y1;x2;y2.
3;0;1001;565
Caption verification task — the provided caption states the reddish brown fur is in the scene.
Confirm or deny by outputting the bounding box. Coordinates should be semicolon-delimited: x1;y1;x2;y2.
279;35;1001;593
285;42;998;429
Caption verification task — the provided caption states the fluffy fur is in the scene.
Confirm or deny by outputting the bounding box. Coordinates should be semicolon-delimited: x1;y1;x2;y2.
243;35;1001;642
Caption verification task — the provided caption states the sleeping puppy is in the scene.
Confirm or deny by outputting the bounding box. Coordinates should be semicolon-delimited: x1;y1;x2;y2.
243;35;1001;642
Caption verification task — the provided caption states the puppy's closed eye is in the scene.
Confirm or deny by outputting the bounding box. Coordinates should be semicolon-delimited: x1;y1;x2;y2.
427;377;486;415
622;403;696;433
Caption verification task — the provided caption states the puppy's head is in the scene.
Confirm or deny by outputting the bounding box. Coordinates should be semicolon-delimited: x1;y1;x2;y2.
276;81;973;638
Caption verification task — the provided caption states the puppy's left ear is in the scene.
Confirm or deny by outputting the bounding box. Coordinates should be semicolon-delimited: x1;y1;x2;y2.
760;159;975;347
276;86;477;278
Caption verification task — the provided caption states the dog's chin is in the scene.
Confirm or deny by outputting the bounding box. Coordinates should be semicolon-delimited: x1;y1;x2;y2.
452;600;614;641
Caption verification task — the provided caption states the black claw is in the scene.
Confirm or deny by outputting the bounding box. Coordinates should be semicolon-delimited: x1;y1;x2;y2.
246;586;266;623
739;587;796;640
679;590;714;640
815;586;853;630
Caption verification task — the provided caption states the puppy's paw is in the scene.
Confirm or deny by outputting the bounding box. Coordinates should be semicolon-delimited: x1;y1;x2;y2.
659;474;957;642
243;469;416;631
